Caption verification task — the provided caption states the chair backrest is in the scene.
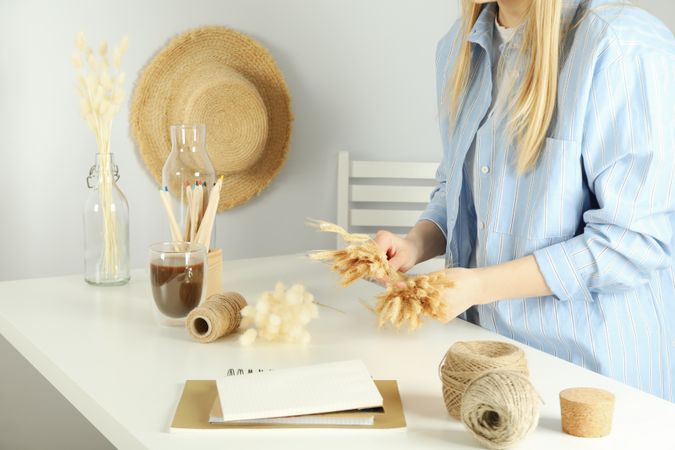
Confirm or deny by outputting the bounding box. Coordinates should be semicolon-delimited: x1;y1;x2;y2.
336;151;439;248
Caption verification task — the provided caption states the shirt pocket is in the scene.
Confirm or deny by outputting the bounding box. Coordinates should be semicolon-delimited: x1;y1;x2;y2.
492;137;584;240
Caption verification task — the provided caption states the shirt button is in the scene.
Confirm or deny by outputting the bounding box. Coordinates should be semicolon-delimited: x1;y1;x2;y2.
478;222;486;230
481;166;490;174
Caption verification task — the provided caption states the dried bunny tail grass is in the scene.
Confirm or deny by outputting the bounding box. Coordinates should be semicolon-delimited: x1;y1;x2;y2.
76;32;86;51
307;220;398;286
73;42;127;136
112;48;122;68
71;52;82;70
375;271;454;331
310;244;393;287
112;36;129;69
306;219;370;243
118;36;129;53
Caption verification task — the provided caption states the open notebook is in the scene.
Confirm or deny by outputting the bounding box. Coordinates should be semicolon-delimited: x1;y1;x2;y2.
210;395;383;425
209;362;383;425
171;379;406;430
212;360;383;423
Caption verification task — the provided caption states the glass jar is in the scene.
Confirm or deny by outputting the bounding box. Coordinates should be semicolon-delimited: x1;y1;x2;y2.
161;124;216;244
84;153;130;285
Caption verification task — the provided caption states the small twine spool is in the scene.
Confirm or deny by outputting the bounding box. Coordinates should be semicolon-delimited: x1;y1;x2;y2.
439;341;529;420
560;387;615;438
460;370;541;450
186;292;247;343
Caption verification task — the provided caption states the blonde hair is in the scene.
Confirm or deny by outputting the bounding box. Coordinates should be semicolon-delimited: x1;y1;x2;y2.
447;0;562;172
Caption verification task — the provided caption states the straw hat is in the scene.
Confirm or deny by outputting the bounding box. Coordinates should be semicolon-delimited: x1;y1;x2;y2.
130;26;293;210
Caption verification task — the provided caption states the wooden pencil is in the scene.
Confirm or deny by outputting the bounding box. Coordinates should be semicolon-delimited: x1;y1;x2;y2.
190;183;202;243
159;187;183;242
183;184;192;241
195;176;223;252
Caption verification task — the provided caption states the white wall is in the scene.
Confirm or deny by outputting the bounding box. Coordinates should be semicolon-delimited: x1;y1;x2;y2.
0;0;456;282
639;0;675;31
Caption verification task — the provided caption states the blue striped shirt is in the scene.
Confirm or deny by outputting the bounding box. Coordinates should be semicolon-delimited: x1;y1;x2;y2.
420;0;675;401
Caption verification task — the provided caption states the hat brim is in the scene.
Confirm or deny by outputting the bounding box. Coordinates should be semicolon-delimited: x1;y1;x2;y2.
130;26;293;211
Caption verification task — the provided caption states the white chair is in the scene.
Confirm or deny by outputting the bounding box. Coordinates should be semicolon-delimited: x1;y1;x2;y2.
336;151;445;273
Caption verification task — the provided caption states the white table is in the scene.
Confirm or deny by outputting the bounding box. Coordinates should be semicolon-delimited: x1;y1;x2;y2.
0;254;673;450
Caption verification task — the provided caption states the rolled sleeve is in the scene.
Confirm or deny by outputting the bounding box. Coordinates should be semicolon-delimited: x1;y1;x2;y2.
534;240;594;302
418;183;448;240
534;53;674;302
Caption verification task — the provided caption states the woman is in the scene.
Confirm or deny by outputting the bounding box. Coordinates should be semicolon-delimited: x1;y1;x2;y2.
375;0;675;401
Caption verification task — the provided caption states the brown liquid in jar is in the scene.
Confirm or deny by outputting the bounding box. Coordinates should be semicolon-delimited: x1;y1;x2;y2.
150;261;204;318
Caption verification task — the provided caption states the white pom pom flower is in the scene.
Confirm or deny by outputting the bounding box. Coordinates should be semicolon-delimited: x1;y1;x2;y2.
239;328;257;346
239;282;319;346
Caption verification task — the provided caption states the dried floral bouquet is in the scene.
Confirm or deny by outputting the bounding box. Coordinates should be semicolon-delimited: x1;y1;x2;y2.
309;221;454;331
71;32;128;278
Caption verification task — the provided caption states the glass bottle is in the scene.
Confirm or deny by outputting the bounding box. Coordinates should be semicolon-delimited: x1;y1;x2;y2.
161;124;216;245
84;153;130;285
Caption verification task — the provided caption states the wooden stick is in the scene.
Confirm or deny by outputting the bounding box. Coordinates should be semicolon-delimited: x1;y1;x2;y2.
200;181;208;225
183;184;192;241
196;183;205;230
159;188;182;242
197;183;222;249
190;183;202;243
195;176;222;252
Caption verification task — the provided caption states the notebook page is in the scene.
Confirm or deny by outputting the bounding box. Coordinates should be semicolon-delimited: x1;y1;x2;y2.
215;360;383;422
225;415;375;426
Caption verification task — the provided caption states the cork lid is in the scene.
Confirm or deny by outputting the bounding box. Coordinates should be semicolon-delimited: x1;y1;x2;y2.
559;387;615;438
560;387;615;405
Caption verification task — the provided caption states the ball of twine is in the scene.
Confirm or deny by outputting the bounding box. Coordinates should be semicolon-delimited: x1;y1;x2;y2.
186;292;247;343
460;370;541;449
439;341;529;419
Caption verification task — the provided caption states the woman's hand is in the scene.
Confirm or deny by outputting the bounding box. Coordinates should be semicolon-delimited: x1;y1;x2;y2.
440;267;487;322
373;230;420;273
440;255;553;321
373;220;447;278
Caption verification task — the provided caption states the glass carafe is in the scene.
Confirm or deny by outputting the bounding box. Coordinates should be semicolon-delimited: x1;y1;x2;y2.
161;124;216;244
84;153;130;285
